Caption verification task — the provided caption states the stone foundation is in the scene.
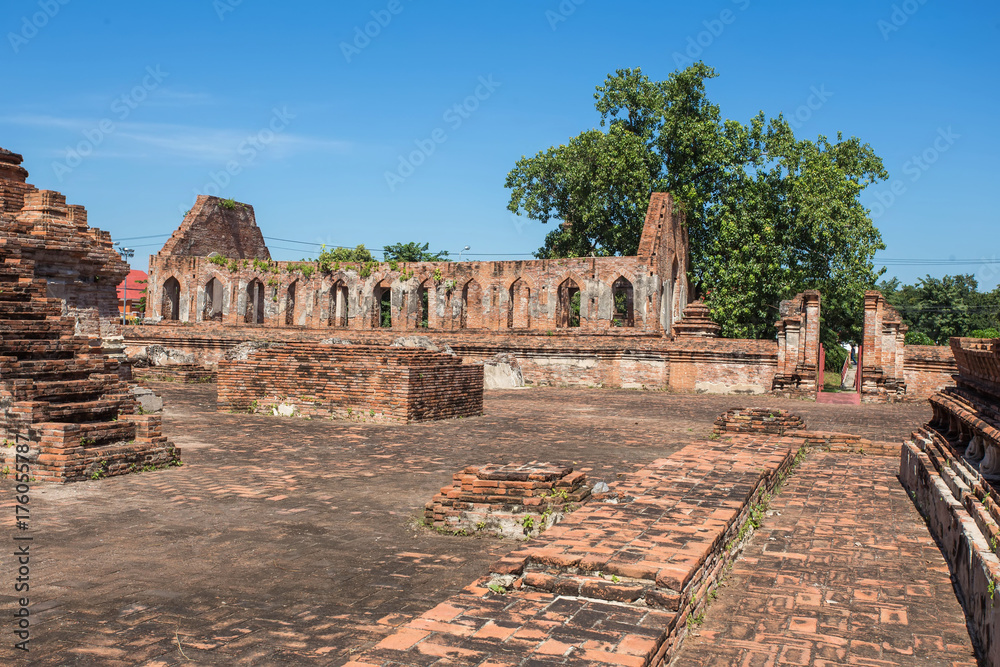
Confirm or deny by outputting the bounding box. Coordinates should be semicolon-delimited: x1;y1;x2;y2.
424;463;590;538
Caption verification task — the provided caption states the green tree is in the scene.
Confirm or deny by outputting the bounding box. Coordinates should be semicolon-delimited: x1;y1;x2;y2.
505;64;888;341
382;242;449;263
879;274;1000;344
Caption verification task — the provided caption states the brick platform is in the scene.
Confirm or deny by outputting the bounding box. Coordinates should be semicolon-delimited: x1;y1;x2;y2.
677;452;978;666
217;342;484;422
425;463;590;538
713;407;806;436
351;436;805;666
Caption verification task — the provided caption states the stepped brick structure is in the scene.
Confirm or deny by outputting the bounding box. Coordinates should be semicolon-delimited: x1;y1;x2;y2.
0;150;129;338
0;146;179;482
671;300;721;338
425;463;590;538
900;337;1000;663
216;342;484;422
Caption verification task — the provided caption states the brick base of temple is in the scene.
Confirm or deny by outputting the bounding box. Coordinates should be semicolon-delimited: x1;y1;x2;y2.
713;407;805;436
898;337;1000;663
216;342;484;423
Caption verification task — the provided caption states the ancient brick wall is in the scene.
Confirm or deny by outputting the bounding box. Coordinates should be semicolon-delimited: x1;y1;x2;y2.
147;194;689;336
216;342;483;422
903;344;957;400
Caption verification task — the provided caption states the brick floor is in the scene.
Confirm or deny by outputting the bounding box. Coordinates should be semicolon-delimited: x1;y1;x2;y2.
675;453;978;666
0;386;938;665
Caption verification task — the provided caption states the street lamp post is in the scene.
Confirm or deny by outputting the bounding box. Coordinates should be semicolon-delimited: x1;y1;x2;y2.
458;245;470;261
115;245;135;325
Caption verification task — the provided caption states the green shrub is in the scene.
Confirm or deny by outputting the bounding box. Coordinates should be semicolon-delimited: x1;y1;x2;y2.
823;343;848;372
970;328;1000;340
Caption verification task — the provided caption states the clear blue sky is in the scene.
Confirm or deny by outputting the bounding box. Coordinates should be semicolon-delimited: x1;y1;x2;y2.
2;0;997;289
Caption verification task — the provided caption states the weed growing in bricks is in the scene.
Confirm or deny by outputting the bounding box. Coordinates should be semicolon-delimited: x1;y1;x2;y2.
487;583;508;595
219;198;237;210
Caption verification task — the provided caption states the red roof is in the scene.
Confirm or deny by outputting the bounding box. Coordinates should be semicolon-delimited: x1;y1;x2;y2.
117;270;148;300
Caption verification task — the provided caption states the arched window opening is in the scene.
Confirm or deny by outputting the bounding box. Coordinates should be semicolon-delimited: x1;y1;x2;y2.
373;281;392;328
557;279;581;328
203;277;224;322
245;279;264;324
417;281;430;329
286;281;298;326
161;277;180;321
612;277;634;327
508;279;530;329
461;280;482;329
329;281;348;327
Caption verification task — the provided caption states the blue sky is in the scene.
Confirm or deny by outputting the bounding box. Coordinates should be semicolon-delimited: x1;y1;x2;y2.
2;0;998;289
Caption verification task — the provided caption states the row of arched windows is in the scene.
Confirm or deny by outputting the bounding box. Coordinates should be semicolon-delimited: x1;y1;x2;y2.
159;274;647;330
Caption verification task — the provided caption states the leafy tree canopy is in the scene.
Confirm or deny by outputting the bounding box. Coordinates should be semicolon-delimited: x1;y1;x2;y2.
878;274;1000;345
505;64;888;341
382;241;449;263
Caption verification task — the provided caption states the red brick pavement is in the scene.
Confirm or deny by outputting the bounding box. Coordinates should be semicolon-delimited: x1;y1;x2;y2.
675;453;978;666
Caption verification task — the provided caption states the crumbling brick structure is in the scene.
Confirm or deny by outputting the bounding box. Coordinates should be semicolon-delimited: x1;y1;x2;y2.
859;291;957;402
0;149;128;339
0;217;179;482
216;342;484;422
773;290;822;395
713;408;805;436
900;336;1000;662
425;463;590;538
148;193;689;334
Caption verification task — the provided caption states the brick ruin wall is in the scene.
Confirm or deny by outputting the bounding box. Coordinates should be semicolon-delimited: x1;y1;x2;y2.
861;291;956;402
900;336;1000;662
147;194;690;336
216;342;484;422
772;290;822;395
